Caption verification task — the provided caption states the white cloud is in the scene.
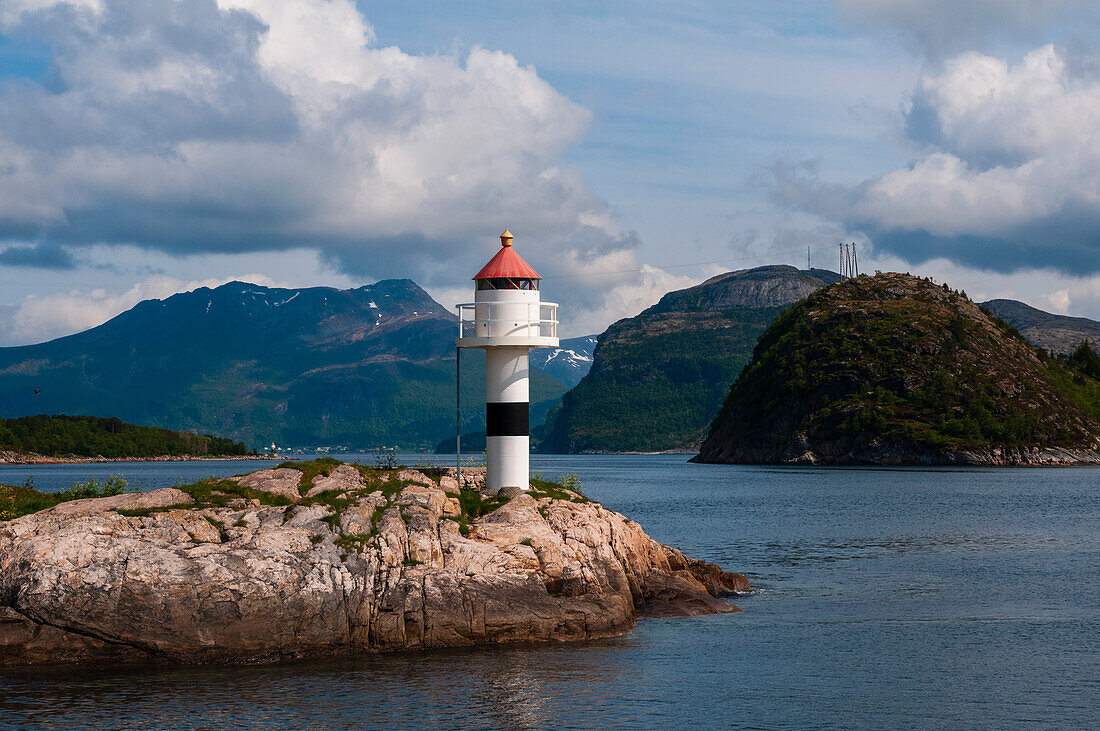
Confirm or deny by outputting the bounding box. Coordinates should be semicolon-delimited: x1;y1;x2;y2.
1040;288;1072;314
856;45;1100;239
543;255;701;337
909;45;1100;161
776;44;1100;275
0;0;102;24
853;151;1057;236
0;0;627;282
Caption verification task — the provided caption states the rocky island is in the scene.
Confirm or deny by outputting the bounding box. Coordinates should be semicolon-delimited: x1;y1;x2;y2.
0;460;747;666
695;272;1100;466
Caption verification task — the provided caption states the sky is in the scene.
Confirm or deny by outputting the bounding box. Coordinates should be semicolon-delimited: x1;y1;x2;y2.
2;0;1100;345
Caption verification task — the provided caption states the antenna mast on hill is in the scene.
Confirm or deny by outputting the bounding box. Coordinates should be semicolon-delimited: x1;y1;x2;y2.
839;242;860;279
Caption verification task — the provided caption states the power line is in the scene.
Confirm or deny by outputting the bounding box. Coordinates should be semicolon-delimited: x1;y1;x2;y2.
2;244;847;289
539;245;833;282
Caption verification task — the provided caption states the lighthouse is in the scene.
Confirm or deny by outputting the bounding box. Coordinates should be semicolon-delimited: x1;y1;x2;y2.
456;230;559;493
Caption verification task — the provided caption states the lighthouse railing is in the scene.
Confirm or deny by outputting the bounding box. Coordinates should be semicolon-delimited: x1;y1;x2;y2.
455;301;558;340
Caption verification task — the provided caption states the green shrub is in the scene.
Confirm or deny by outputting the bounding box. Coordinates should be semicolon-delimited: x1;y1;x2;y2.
459;488;508;519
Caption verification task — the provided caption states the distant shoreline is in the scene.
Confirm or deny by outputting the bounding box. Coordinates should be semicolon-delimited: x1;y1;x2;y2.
0;451;279;466
575;449;698;456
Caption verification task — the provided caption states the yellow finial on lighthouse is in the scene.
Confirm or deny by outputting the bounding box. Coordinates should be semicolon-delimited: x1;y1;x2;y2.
500;230;514;247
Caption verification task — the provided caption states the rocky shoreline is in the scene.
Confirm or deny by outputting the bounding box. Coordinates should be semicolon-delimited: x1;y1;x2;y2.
0;450;276;465
578;449;698;456
0;463;747;666
693;438;1100;466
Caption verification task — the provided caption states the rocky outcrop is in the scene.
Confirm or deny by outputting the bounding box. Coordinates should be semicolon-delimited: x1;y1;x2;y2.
736;437;1100;466
38;487;194;516
696;273;1100;466
647;265;840;314
0;465;747;666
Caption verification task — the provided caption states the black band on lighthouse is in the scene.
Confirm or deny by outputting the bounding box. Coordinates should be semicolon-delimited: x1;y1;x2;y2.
486;402;529;437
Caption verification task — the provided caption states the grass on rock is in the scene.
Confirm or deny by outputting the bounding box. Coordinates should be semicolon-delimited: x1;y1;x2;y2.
529;473;589;503
277;457;341;496
1;476;129;521
1;462;594;563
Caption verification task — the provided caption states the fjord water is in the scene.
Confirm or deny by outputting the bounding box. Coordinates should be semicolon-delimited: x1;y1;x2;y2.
2;456;1097;729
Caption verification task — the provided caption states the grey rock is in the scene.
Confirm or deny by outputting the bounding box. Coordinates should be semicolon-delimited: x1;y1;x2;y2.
0;468;747;666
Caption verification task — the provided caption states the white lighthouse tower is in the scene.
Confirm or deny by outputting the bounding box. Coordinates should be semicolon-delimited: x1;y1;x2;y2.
456;230;559;493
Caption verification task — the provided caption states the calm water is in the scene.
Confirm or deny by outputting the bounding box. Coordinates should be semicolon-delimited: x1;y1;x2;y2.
1;455;1097;729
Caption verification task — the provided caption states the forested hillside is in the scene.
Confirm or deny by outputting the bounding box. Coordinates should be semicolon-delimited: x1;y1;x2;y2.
538;266;840;452
695;273;1100;465
0;415;250;458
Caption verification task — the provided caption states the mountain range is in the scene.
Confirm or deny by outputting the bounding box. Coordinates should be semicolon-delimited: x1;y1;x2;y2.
527;336;597;388
537;266;1100;454
0;280;571;448
537;266;841;453
3;267;1098;456
980;299;1100;355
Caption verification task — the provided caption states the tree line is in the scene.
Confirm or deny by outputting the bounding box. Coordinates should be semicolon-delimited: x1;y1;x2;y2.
0;415;252;458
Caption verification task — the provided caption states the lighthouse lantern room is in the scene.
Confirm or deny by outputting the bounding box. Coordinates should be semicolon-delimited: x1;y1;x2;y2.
456;230;559;493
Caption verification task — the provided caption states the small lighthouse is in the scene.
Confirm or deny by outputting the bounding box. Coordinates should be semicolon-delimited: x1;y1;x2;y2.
456;230;559;493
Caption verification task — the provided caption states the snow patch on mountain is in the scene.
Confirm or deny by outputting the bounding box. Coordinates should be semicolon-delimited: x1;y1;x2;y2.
273;292;300;307
529;335;598;387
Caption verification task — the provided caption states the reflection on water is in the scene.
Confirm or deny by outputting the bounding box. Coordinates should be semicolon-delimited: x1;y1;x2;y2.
1;456;1098;729
3;641;657;729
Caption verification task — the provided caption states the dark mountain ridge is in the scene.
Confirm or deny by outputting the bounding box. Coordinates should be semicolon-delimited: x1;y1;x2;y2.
0;414;250;460
0;280;568;448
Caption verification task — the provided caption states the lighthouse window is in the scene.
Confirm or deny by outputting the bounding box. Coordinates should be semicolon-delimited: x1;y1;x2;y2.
477;278;539;291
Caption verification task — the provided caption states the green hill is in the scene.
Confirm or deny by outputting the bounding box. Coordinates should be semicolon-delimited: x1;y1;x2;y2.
694;273;1100;465
0;415;250;459
537;266;840;453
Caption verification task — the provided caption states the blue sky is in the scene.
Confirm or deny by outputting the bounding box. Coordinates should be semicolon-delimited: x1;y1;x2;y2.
1;0;1099;344
342;1;919;276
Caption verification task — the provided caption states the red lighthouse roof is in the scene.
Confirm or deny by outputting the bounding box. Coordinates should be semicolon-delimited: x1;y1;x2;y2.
473;230;541;280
